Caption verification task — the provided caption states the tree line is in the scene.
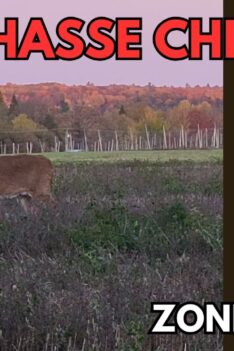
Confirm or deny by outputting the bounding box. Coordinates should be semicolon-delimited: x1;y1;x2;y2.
0;83;223;152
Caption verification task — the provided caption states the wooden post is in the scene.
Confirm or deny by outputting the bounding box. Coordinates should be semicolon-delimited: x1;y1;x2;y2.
181;125;185;148
115;130;119;151
98;130;103;151
216;127;220;148
26;142;33;154
65;129;69;151
179;130;182;149
212;125;216;148
58;140;60;152
205;128;208;148
197;125;202;149
129;129;134;150
145;124;151;149
163;125;167;149
84;130;89;152
199;129;203;149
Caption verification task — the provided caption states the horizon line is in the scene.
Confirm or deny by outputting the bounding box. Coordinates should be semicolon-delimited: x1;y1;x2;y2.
0;81;223;88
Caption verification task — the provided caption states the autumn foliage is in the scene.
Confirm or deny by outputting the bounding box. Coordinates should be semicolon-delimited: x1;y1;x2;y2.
0;83;222;144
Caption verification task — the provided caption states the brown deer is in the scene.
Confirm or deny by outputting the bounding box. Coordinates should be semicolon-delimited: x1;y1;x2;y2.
0;155;54;215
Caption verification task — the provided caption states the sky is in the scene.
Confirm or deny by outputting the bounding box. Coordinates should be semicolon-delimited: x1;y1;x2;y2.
0;0;223;86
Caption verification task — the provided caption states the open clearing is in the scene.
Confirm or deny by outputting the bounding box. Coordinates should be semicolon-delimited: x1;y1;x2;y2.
43;149;223;164
0;151;223;350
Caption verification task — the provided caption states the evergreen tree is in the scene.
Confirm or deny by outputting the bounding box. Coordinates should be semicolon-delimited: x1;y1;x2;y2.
59;98;69;113
119;105;126;115
0;91;7;120
8;94;19;118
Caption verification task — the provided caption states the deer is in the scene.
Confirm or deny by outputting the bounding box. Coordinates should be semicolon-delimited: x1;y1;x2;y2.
0;154;54;217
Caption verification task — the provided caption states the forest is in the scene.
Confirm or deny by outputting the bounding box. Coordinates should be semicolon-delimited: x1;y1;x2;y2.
0;83;223;152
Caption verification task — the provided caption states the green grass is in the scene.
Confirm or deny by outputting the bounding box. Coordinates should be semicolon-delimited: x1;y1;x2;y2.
43;149;223;164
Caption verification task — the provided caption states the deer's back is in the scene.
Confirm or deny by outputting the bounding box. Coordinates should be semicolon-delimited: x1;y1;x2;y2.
0;155;53;200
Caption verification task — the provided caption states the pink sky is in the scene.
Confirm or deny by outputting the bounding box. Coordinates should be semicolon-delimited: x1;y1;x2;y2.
0;0;223;86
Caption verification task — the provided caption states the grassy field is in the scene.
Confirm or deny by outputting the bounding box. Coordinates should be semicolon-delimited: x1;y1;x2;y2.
43;149;223;164
0;154;223;350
